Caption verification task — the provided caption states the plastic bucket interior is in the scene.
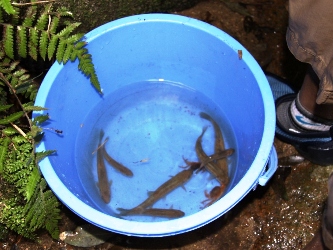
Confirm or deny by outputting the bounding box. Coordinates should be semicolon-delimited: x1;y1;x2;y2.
34;14;276;237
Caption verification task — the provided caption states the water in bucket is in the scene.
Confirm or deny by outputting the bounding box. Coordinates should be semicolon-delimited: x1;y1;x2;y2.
75;80;238;222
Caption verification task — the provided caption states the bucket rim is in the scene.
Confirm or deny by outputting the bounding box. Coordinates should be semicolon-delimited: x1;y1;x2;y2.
35;13;276;236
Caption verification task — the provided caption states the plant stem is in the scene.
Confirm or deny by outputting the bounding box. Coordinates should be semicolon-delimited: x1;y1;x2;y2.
0;73;32;129
12;0;56;6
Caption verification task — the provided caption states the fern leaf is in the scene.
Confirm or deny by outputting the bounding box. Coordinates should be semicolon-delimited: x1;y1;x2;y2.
56;39;66;63
22;6;37;27
0;137;10;173
0;0;16;14
9;61;20;72
19;73;30;82
28;124;43;139
57;22;81;38
49;16;59;35
90;72;101;93
17;26;27;58
0;7;4;23
39;31;48;61
69;49;77;62
56;7;73;17
35;4;51;30
22;105;47;112
75;41;87;50
0;111;24;125
13;68;27;77
62;43;73;64
32;114;49;125
11;135;27;145
0;104;13;111
3;25;14;59
25;167;40;201
2;127;17;136
28;28;39;61
23;83;38;101
36;150;56;162
24;179;60;239
47;35;58;60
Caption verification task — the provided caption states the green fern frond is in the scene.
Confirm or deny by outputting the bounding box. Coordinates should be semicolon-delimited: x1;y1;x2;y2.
35;4;51;30
28;124;43;139
2;127;17;136
3;25;14;59
0;198;35;239
11;134;28;145
0;104;13;111
62;43;73;64
90;72;101;93
22;6;37;27
17;26;27;58
49;16;59;35
57;22;81;37
39;31;48;60
0;6;4;23
47;35;58;60
25;166;40;201
55;39;66;63
28;28;39;60
0;137;10;173
25;83;38;101
22;104;47;112
35;150;56;162
0;0;16;14
32;114;49;125
56;7;73;17
24;179;60;238
0;111;24;125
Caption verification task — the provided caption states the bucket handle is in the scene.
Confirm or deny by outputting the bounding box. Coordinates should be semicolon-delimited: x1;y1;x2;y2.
258;146;278;186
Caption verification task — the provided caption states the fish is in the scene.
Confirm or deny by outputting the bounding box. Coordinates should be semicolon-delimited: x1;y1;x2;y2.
117;163;199;215
199;112;225;152
199;149;234;169
199;112;232;186
96;135;111;204
117;208;185;218
101;139;133;177
195;127;229;185
182;149;234;170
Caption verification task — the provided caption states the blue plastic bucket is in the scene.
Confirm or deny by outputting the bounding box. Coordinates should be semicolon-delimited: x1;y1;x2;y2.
34;14;277;237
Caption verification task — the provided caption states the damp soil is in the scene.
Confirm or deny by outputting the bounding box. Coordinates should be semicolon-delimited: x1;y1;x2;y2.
2;0;333;249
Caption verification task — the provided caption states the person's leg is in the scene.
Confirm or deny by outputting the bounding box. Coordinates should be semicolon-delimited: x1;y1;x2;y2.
267;0;333;165
298;67;333;121
287;0;333;107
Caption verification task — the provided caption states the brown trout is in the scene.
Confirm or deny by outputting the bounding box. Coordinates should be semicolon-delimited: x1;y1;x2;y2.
117;164;199;215
101;139;133;177
118;208;185;218
97;137;111;204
